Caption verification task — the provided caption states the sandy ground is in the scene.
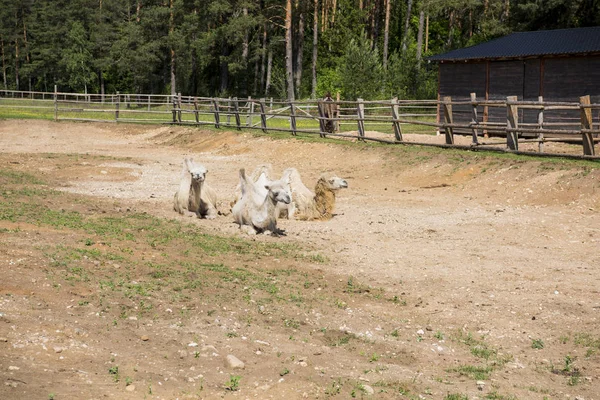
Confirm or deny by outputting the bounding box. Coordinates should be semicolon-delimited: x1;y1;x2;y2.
1;120;599;399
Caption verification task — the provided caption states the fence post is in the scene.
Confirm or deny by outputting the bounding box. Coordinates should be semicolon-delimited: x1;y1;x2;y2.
317;100;326;137
247;97;253;127
193;97;200;124
335;92;341;132
147;95;151;111
580;95;595;156
357;98;366;141
506;95;519;151
213;99;221;128
115;91;120;122
259;98;268;133
442;96;454;145
171;94;177;123
233;97;241;130
53;85;58;121
177;93;182;123
226;97;231;126
537;96;544;152
391;97;403;141
289;101;297;136
470;93;479;145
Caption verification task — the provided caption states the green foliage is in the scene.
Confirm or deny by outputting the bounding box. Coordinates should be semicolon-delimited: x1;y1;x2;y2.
531;338;544;349
2;1;599;100
224;374;241;391
340;35;383;100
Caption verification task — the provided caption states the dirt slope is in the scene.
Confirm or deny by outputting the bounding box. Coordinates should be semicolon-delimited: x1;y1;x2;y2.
1;120;599;400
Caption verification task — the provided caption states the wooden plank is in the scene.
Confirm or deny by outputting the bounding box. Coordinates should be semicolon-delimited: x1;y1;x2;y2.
213;99;221;128
116;91;120;121
226;97;231;126
357;98;366;140
171;95;177;124
193;97;200;123
177;93;182;123
470;93;479;144
580;95;595;156
317;101;327;138
246;97;253;127
537;96;544;152
289;101;297;136
506;95;519;151
391;97;403;141
259;99;268;133
442;96;454;145
53;85;58;122
233;97;241;130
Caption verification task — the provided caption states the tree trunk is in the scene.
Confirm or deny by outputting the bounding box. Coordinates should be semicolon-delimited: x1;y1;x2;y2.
331;0;337;25
23;19;30;63
285;0;295;100
136;0;141;22
260;24;267;90
14;38;19;90
446;9;454;49
169;0;176;96
321;0;325;32
402;0;413;52
373;0;381;50
369;0;376;48
99;70;104;97
416;9;424;62
220;42;229;94
1;37;6;89
265;49;273;95
502;0;510;22
425;13;429;53
382;0;390;69
242;7;249;60
295;0;305;98
311;0;318;99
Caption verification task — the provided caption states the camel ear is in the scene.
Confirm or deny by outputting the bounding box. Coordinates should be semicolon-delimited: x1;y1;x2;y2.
185;158;194;171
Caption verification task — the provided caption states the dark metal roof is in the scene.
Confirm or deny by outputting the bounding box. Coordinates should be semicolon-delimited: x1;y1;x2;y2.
428;26;600;61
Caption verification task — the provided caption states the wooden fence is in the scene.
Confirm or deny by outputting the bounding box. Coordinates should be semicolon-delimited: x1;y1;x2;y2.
1;88;599;159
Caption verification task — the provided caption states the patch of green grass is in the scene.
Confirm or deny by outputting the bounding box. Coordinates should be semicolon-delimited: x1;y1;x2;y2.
372;380;411;395
573;332;600;357
108;365;120;382
449;365;492;380
444;394;468;400
345;276;371;294
0;169;46;185
531;338;544;349
485;392;518;400
224;375;241;391
324;379;342;396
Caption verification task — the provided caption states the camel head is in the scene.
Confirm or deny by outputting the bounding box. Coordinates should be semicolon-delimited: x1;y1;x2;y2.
265;181;291;205
320;173;348;191
186;158;208;183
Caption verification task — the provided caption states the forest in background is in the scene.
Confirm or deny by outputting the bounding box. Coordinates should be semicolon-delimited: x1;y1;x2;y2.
1;0;599;101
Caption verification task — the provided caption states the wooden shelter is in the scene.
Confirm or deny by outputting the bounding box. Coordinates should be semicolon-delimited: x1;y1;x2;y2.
428;27;600;133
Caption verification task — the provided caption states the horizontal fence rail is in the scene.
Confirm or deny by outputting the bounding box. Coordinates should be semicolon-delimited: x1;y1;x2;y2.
1;88;599;159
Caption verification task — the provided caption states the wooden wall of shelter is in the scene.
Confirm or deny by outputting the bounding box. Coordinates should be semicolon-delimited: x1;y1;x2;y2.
438;54;600;136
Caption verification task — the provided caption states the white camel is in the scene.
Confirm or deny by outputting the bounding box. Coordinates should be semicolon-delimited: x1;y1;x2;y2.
231;168;291;235
173;157;218;219
231;164;294;218
282;168;348;221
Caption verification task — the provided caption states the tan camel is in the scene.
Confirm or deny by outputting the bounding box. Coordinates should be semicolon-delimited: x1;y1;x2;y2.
282;168;348;221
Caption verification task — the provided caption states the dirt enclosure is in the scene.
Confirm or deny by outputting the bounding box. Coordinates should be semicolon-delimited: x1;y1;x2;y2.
1;120;599;399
